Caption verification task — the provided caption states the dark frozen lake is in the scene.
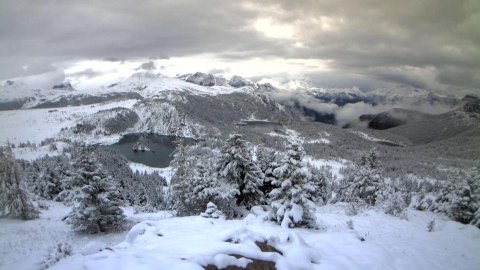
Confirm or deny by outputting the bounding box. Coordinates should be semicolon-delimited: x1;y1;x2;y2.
106;133;194;168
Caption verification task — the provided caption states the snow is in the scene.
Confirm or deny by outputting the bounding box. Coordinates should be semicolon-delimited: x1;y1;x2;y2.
0;99;137;145
12;142;69;161
1;72;478;270
28;204;478;270
350;130;405;146
1;198;478;270
0;202;127;270
0;72;249;108
267;129;330;145
109;72;247;98
128;162;173;183
304;138;331;144
305;156;348;181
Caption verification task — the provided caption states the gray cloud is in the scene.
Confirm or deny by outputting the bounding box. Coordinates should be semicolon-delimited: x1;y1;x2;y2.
136;61;156;71
69;68;104;79
0;0;479;94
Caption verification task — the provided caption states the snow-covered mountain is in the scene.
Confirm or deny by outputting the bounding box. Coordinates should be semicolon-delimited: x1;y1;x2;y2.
1;70;479;270
0;72;257;110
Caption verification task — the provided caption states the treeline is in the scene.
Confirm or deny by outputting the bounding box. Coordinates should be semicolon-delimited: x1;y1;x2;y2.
1;134;479;234
169;137;480;228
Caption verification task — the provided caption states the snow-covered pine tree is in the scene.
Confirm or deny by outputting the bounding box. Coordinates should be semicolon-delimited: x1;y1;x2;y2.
168;137;188;208
360;147;378;169
336;148;382;206
32;156;69;200
172;144;237;217
173;157;209;215
67;150;125;233
0;145;39;220
269;141;325;228
256;146;280;202
217;134;264;209
467;167;480;227
138;171;166;211
376;178;410;216
442;171;478;225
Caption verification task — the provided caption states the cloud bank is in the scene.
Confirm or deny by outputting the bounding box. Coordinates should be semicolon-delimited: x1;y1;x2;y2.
0;0;479;94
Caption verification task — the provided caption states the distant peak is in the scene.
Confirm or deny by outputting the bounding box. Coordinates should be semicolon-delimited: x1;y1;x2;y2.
128;71;164;80
229;75;253;88
52;82;75;91
285;79;316;91
4;80;15;87
178;72;254;88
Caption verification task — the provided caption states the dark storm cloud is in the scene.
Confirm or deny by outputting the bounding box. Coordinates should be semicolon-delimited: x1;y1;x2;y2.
103;57;123;62
1;0;479;93
261;0;480;92
0;0;279;79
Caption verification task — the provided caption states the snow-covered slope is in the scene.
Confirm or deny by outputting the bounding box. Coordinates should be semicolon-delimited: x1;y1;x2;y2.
0;99;138;144
108;72;249;98
46;205;480;270
0;72;254;111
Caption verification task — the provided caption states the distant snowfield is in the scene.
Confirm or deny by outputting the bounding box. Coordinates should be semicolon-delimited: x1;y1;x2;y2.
2;203;478;270
0;73;249;106
129;162;174;183
350;130;406;146
0;99;137;145
305;156;348;181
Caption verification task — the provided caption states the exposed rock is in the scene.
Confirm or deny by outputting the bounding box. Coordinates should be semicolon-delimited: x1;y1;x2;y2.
186;72;216;86
254;83;276;92
228;76;253;88
52;82;75;91
205;241;279;270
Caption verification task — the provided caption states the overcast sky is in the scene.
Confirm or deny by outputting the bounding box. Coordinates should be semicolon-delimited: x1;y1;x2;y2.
1;0;479;94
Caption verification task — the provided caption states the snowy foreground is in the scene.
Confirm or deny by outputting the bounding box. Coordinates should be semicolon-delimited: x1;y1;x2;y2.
1;203;478;270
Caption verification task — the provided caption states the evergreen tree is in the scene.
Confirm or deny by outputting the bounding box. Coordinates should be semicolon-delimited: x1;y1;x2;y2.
67;151;125;233
175;154;235;216
168;137;188;207
336;149;382;206
217;134;264;208
137;171;166;211
360;148;378;169
0;145;38;220
467;168;480;227
269;141;325;228
439;171;479;225
256;147;280;201
25;155;74;201
172;145;236;217
376;178;410;216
